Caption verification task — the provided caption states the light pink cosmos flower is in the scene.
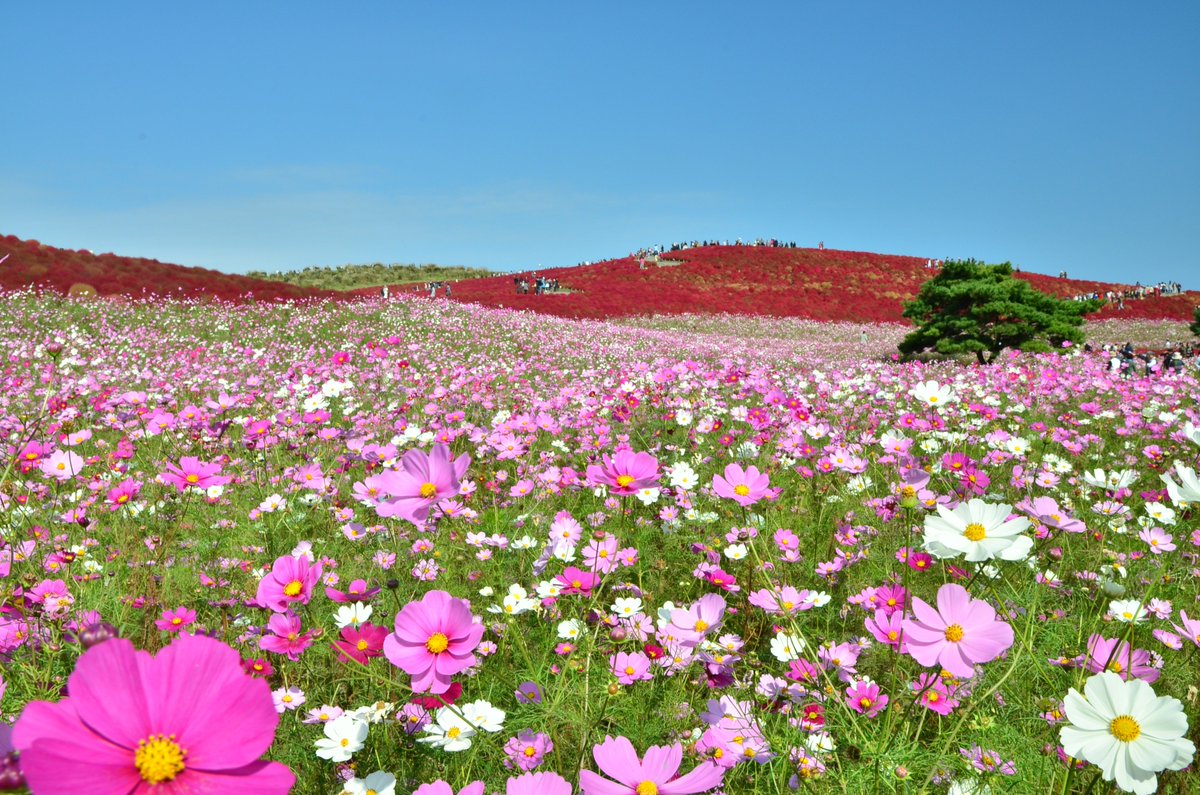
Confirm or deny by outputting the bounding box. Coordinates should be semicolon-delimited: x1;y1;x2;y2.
160;457;230;493
1085;634;1159;683
255;554;323;613
586;450;661;496
384;590;484;694
1138;527;1175;554
375;443;470;525
39;449;84;481
506;771;571;795
154;607;197;634
13;634;293;793
669;593;727;647
610;651;653;685
579;735;725;795
901;583;1014;678
711;463;770;507
1170;611;1200;648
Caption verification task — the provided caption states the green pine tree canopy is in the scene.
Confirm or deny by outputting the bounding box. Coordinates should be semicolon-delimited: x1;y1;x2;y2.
899;260;1101;364
1190;306;1200;338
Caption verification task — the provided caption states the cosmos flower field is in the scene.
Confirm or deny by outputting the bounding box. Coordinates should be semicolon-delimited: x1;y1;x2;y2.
0;291;1197;794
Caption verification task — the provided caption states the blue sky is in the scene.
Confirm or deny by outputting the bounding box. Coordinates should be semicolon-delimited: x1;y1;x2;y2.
3;2;1197;284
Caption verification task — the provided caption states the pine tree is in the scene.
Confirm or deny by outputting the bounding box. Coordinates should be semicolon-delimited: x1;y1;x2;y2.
899;260;1099;364
1190;306;1200;338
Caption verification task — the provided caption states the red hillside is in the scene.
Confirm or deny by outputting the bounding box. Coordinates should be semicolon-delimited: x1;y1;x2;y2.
387;245;1197;323
0;234;329;301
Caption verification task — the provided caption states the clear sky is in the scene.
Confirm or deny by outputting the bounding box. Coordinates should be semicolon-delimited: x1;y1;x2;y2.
3;2;1197;284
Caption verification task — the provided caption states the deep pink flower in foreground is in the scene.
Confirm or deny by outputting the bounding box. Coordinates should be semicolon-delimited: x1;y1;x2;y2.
580;735;724;795
384;590;484;694
413;780;485;795
901;583;1013;678
255;554;323;613
159;457;230;493
711;463;770;507
375;443;470;524
13;634;293;794
586;450;661;496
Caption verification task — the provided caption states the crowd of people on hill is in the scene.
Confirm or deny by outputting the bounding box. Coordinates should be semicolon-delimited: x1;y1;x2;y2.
513;274;561;295
1069;280;1185;309
1094;341;1199;378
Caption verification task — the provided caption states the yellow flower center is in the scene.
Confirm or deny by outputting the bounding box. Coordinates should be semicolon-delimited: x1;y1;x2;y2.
963;523;987;542
425;632;450;654
171;617;183;626
447;726;461;739
927;692;939;702
283;580;303;597
624;666;635;676
135;734;186;784
616;475;635;488
1109;715;1141;743
185;474;199;484
944;624;965;642
887;630;898;641
1108;661;1124;674
733;484;750;497
357;640;369;651
636;783;658;795
859;697;873;708
419;482;438;499
782;601;794;611
524;746;537;757
694;620;708;632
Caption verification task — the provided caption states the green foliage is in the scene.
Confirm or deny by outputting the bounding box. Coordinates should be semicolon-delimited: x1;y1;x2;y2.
247;262;498;291
1190;306;1200;337
899;259;1100;364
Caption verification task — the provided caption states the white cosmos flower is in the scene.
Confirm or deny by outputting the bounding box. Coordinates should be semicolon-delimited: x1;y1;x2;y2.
1082;468;1138;491
1109;600;1148;624
332;602;373;629
910;380;956;408
460;699;506;732
314;715;368;761
340;771;397;795
1181;421;1200;447
557;619;584;640
1060;672;1194;795
611;597;643;617
921;499;1032;562
769;631;806;662
418;707;476;751
1161;462;1200;508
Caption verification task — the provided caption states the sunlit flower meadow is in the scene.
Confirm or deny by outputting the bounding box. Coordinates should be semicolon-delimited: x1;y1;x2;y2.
0;291;1196;794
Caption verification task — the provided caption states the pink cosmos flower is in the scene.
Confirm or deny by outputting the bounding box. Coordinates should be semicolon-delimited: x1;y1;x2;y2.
506;771;571;795
1171;611;1200;648
556;566;600;595
105;479;142;510
669;593;727;646
579;735;724;795
1084;634;1159;683
13;634;293;793
901;583;1014;678
865;609;908;653
375;443;470;525
413;781;485;795
844;680;889;717
332;622;388;666
746;586;813;616
384;590;484;694
255;554;323;613
503;730;554;772
325;579;381;603
610;651;653;685
1138;526;1175;554
712;463;770;507
154;607;196;634
258;613;314;661
159;457;230;493
586;450;661;496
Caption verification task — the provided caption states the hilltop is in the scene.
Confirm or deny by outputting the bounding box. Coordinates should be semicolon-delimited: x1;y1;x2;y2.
373;245;1196;323
0;235;329;301
247;261;497;291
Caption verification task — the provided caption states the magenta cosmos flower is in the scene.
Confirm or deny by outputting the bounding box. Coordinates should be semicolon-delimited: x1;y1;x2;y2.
586;450;661;496
13;633;293;794
159;457;230;493
384;590;484;694
255;554;323;613
901;583;1013;678
711;463;770;507
375;443;470;524
580;735;724;795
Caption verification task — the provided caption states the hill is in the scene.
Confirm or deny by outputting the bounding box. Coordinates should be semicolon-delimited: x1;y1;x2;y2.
247;261;497;291
372;245;1197;323
0;234;329;301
